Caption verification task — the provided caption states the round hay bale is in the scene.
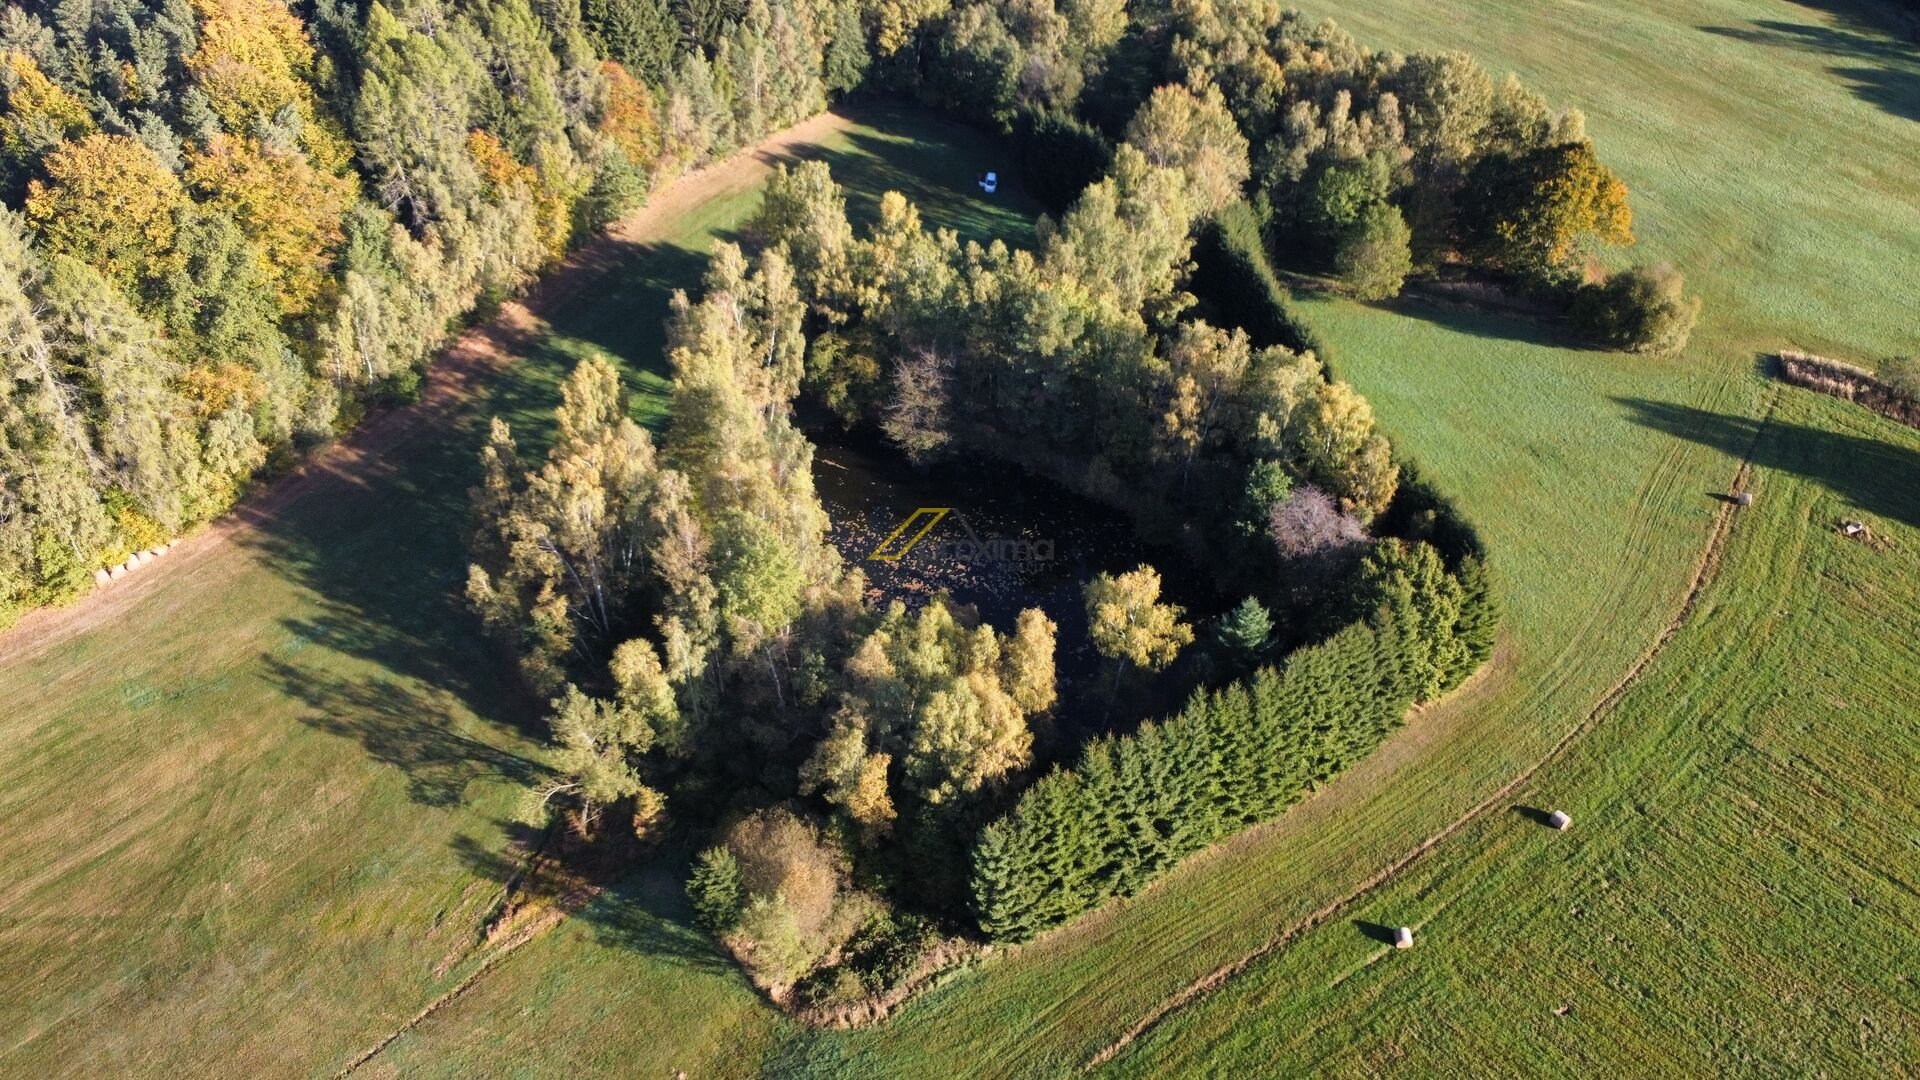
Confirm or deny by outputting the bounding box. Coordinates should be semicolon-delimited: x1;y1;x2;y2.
128;551;147;568
143;548;162;560
1394;926;1414;949
156;543;171;555
109;565;128;581
1734;492;1754;507
1549;810;1572;831
93;568;112;586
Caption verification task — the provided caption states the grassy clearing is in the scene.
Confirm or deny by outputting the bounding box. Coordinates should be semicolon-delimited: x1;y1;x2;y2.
0;104;1032;1077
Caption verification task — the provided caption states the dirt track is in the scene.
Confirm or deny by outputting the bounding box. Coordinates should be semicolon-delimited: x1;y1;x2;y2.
0;109;855;675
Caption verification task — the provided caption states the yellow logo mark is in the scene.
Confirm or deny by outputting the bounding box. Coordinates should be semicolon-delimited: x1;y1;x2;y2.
868;507;952;561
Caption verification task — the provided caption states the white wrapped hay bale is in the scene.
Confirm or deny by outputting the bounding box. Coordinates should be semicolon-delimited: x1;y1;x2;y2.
1549;810;1572;831
93;568;112;586
143;548;162;560
109;565;128;580
127;551;147;569
1394;926;1414;949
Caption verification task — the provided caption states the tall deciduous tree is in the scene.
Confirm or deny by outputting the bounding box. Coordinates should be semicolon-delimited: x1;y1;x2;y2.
1085;564;1193;676
1123;81;1251;214
1461;139;1633;282
24;134;186;295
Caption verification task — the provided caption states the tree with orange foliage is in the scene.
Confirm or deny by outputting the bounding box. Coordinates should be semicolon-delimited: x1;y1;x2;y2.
1460;140;1633;283
598;60;660;173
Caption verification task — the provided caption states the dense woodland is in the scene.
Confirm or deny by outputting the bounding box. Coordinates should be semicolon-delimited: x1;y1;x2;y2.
6;0;1662;1012
0;0;842;623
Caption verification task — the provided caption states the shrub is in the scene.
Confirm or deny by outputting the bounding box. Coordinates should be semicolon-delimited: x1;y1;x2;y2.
1883;355;1920;404
841;911;939;993
726;808;841;942
736;894;812;986
1334;202;1413;300
1571;262;1701;355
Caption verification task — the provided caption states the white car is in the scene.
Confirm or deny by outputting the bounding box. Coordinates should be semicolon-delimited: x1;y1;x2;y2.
978;171;998;194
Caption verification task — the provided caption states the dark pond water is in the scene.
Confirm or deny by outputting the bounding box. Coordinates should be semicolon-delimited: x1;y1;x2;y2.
809;429;1227;746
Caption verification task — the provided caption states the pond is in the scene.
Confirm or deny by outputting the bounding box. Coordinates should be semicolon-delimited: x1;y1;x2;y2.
809;429;1228;749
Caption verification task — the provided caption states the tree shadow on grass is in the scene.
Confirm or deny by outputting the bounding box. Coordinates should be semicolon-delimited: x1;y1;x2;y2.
1613;396;1920;529
803;130;1043;248
581;860;742;975
264;657;549;807
535;238;735;396
1358;289;1596;352
447;829;740;975
1701;1;1920;123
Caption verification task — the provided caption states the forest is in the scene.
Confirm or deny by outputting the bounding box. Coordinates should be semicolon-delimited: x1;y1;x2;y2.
5;0;1659;1016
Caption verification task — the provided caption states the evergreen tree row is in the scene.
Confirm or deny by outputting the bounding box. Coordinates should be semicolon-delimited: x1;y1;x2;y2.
970;534;1496;942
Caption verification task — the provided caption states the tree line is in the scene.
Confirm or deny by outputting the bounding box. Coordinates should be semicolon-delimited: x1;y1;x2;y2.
884;2;1701;351
0;0;858;625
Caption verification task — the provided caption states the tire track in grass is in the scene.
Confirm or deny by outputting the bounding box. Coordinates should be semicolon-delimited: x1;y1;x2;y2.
335;884;603;1077
1084;384;1783;1072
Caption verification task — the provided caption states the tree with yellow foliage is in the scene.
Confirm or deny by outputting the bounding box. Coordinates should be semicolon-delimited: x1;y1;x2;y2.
185;0;353;170
186;135;355;317
25;135;186;295
1084;562;1194;718
0;51;96;191
1460;140;1633;283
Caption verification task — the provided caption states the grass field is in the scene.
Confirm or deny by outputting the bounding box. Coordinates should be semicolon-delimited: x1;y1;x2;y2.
3;1;1916;1074
0;102;1036;1077
1110;385;1920;1076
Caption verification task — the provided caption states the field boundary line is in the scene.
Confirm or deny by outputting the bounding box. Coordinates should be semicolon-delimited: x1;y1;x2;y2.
1084;384;1783;1071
